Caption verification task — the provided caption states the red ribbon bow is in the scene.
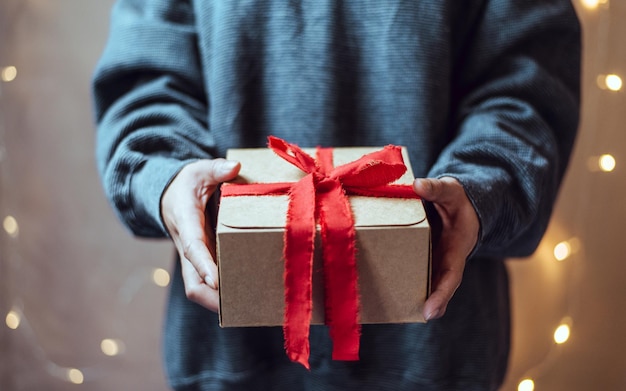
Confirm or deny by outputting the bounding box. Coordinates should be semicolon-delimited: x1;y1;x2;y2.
221;136;418;368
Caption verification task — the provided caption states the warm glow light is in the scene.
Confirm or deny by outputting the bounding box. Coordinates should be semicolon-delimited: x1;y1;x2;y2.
568;237;581;253
554;324;571;344
5;310;21;330
597;74;621;91
518;378;535;391
101;338;124;356
66;368;84;384
581;0;609;9
3;215;19;237
581;0;599;8
152;268;170;287
599;154;616;172
554;241;572;261
606;74;622;91
1;66;17;82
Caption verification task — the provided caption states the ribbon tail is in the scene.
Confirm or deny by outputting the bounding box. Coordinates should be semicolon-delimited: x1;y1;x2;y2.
318;180;361;361
283;174;316;369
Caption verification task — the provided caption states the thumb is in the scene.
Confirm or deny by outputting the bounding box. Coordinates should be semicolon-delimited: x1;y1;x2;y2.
413;177;446;203
208;159;241;184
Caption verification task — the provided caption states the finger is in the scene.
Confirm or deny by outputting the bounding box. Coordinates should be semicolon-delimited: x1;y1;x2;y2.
165;160;241;216
413;177;459;205
177;211;219;289
423;260;464;320
422;215;469;320
166;187;218;289
164;159;240;289
413;178;443;202
180;256;219;312
196;159;241;188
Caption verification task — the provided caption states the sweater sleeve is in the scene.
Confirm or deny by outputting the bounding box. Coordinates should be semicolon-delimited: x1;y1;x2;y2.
429;0;581;257
92;0;213;237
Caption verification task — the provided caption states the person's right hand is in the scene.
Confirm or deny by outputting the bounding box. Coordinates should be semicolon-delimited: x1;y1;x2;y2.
161;159;241;312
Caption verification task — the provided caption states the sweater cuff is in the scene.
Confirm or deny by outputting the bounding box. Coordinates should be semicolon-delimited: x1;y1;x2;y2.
128;156;196;237
428;165;512;258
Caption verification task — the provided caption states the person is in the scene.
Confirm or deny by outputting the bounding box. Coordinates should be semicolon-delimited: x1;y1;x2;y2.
92;1;581;390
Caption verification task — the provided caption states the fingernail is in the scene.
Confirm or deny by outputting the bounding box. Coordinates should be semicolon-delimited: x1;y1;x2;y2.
425;307;442;321
205;275;216;289
414;178;429;192
218;160;238;176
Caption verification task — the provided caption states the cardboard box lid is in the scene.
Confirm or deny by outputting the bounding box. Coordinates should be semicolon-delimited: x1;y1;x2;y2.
219;146;426;229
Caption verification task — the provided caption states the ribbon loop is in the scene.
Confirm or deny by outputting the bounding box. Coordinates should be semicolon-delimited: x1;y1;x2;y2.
269;136;318;174
330;145;408;187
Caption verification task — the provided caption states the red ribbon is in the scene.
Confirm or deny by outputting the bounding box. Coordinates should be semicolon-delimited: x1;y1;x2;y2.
221;136;419;369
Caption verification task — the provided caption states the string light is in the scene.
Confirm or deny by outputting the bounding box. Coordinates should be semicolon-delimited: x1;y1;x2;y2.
518;378;535;391
554;324;571;344
3;215;19;237
101;338;125;356
605;74;622;91
599;154;616;172
152;268;170;287
2;264;163;386
1;65;17;82
66;368;84;385
597;74;622;91
2;5;174;390
553;241;572;261
586;154;617;172
5;309;21;330
580;0;609;10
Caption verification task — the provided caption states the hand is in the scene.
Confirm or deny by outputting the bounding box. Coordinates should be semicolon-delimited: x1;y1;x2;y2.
161;159;241;312
413;177;479;320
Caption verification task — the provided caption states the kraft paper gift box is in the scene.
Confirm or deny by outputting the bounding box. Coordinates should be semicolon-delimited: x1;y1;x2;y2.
216;140;431;330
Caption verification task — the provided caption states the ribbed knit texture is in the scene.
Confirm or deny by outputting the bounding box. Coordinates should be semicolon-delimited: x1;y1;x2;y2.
92;1;580;390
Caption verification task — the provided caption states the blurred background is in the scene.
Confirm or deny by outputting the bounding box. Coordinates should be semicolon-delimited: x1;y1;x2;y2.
0;1;624;390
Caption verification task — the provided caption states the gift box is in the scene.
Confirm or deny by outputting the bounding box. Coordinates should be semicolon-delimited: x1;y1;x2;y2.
215;137;431;367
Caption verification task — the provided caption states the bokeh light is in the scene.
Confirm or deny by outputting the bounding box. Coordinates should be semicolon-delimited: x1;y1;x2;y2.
605;74;622;91
597;74;622;91
5;310;21;330
518;378;535;391
66;368;84;384
101;338;124;356
1;66;17;82
599;154;616;172
554;241;572;261
152;268;171;287
3;215;19;237
580;0;609;10
554;324;571;344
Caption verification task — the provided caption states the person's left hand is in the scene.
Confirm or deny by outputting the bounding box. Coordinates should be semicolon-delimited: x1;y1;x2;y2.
413;176;480;320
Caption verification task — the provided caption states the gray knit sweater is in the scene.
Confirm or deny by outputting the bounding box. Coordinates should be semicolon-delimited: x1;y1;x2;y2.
92;1;580;390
